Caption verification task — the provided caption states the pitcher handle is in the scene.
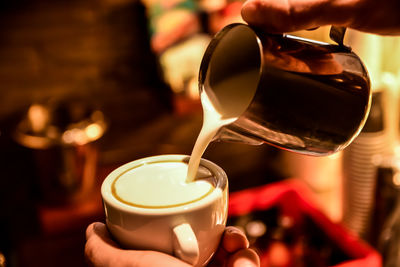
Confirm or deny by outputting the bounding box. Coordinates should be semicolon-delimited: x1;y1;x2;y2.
330;26;347;47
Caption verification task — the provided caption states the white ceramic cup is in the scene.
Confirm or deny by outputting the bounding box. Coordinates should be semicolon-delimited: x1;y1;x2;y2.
101;154;228;266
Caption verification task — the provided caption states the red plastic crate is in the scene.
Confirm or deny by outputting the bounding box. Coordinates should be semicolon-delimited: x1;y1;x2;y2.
228;180;382;267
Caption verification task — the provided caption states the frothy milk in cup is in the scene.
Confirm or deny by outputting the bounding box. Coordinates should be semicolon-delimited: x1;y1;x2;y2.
112;161;214;208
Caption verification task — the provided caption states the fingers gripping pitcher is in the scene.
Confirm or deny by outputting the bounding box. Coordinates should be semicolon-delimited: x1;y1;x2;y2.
199;23;371;156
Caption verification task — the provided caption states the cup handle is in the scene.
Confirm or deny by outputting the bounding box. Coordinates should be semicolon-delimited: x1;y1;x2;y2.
172;223;199;265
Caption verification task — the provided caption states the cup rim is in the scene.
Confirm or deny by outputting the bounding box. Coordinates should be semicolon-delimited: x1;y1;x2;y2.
101;154;227;215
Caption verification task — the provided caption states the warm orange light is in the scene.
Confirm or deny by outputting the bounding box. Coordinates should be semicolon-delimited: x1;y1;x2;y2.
28;104;49;132
85;123;103;140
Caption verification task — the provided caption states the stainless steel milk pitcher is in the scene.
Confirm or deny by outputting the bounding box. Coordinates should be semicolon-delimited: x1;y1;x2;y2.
199;23;371;156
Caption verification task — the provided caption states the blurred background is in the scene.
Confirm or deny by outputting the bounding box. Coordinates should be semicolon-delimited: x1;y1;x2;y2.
1;0;400;266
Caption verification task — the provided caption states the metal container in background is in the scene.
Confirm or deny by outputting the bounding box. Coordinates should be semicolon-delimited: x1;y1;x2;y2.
13;97;107;205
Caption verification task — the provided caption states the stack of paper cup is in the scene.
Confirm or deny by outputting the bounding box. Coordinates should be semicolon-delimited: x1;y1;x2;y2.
342;91;389;239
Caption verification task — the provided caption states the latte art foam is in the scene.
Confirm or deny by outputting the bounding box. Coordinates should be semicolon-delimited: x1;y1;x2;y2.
112;161;214;208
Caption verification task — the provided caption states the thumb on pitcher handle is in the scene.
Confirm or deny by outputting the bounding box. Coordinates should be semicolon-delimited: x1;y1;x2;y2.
173;223;199;265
